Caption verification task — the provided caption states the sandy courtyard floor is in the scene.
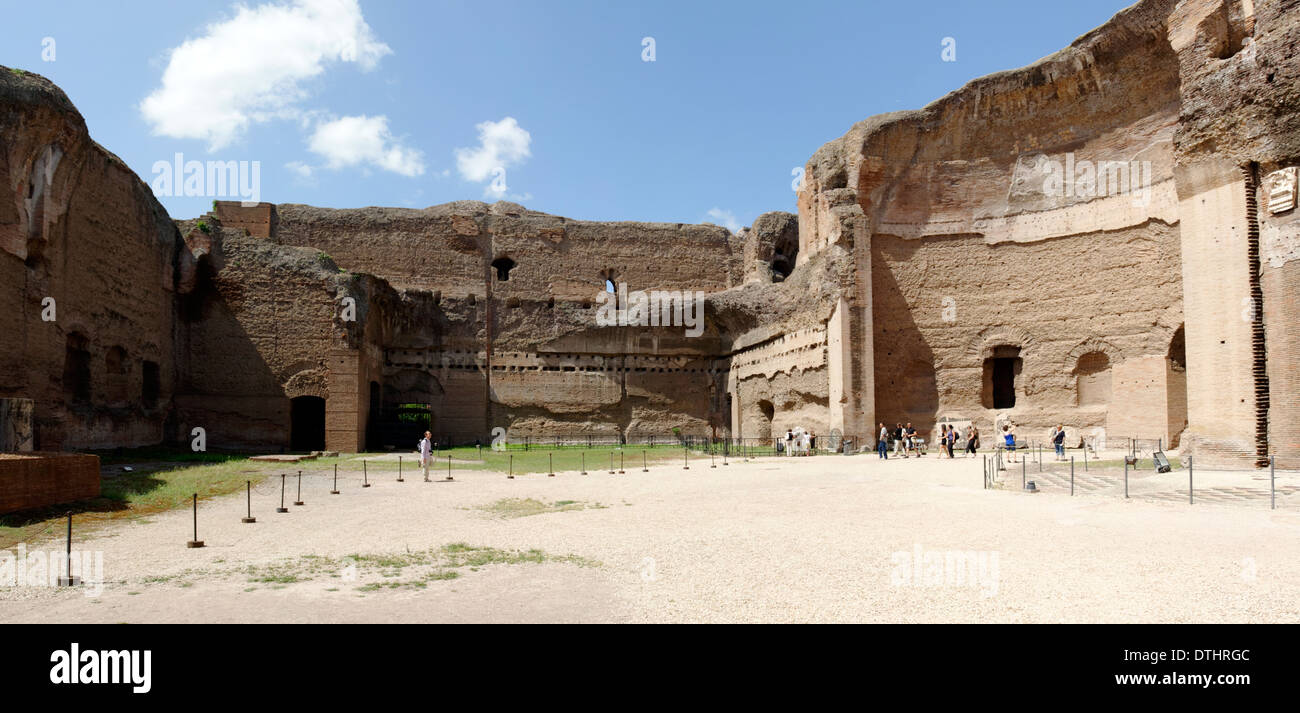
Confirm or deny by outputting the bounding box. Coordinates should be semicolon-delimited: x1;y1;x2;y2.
2;453;1298;623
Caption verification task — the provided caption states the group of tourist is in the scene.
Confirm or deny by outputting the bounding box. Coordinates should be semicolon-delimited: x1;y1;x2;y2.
873;421;1069;461
778;429;816;456
875;422;982;459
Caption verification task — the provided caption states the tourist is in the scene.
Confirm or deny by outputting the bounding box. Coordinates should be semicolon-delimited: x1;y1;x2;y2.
1003;424;1017;463
878;423;888;459
418;430;433;482
965;424;979;457
938;424;948;457
893;423;906;458
947;425;957;458
906;422;920;457
785;429;794;456
810;432;817;453
1053;424;1066;460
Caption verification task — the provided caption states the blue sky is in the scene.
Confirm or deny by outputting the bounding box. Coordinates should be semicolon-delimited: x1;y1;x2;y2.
1;0;1134;226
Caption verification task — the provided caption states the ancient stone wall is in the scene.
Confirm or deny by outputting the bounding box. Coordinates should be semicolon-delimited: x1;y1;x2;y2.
798;0;1194;450
0;68;184;451
172;225;374;452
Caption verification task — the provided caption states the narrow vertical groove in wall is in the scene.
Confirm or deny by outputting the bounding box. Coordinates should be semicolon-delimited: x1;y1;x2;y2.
1243;164;1270;467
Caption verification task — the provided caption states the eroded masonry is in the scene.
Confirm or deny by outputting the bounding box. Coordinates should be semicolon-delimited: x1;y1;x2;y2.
3;0;1299;469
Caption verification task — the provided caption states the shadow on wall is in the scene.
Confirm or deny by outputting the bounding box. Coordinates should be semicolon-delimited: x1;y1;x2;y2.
870;250;938;435
174;255;303;450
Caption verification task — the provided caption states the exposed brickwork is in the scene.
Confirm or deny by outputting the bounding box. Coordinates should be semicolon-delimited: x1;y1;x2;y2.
0;452;99;514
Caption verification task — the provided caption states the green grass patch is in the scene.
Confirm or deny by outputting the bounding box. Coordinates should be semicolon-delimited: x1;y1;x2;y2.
477;497;606;519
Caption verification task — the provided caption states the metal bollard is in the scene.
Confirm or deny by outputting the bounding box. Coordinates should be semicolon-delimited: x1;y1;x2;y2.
363;459;371;488
581;452;587;475
508;454;514;479
59;513;80;585
683;447;690;471
242;481;256;523
1070;456;1074;496
187;494;205;548
397;455;404;482
642;450;648;473
548;452;555;478
619;451;625;474
331;463;340;494
276;474;289;513
294;470;305;506
1124;459;1129;499
609;452;615;475
447;454;454;481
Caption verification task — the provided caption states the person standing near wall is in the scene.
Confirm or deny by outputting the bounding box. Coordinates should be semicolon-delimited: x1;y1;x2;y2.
1053;424;1066;461
1003;424;1017;463
878;423;889;459
893;423;906;458
418;430;433;482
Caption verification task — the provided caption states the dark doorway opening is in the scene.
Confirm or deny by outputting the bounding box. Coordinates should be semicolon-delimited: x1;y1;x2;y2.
983;346;1021;409
63;333;92;404
367;381;381;450
290;396;326;451
142;361;161;408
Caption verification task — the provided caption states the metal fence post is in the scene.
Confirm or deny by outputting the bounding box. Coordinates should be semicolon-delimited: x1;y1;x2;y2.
1271;454;1275;510
1124;459;1129;499
1189;454;1193;505
1070;456;1074;496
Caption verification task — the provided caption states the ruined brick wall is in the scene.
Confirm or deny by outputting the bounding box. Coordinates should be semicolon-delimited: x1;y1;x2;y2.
1170;0;1300;466
259;201;742;298
799;0;1189;449
870;224;1183;445
0;68;183;450
0;452;100;514
172;227;371;451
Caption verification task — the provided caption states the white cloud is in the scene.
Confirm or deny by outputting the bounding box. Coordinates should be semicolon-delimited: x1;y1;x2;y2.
307;115;425;176
140;0;391;149
706;208;741;233
285;160;314;179
455;117;532;191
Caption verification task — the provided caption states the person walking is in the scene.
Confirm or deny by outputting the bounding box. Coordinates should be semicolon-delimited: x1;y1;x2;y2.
965;424;979;457
877;423;889;459
905;423;920;457
893;423;906;458
418;430;433;482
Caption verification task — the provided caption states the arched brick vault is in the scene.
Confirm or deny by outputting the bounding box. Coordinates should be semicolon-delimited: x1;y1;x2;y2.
1065;338;1126;367
282;367;329;400
964;325;1038;364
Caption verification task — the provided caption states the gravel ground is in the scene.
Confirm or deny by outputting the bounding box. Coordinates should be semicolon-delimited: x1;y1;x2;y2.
1;453;1297;623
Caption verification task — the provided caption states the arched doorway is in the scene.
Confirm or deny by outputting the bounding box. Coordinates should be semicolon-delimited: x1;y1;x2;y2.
755;399;774;441
1166;325;1188;447
290;396;326;451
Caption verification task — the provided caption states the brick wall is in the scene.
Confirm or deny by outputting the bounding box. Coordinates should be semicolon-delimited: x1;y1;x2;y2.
0;453;100;514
